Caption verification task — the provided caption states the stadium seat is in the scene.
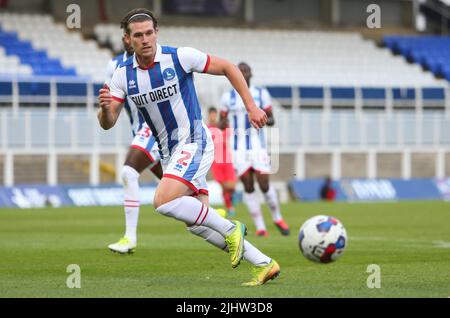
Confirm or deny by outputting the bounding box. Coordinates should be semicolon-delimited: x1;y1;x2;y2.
384;35;450;80
0;13;111;81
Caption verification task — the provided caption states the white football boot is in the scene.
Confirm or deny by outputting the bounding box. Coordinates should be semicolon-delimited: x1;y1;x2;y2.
108;237;136;254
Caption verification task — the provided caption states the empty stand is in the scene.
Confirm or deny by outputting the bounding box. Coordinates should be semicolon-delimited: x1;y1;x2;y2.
384;35;450;81
95;25;449;108
0;13;111;81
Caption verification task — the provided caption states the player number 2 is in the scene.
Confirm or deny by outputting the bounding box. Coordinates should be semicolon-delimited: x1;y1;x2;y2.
177;151;192;166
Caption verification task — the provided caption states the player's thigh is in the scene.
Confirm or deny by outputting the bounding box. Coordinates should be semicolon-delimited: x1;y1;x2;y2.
154;177;193;208
156;142;213;208
126;129;159;173
239;168;255;193
255;171;270;193
149;161;163;180
124;146;153;174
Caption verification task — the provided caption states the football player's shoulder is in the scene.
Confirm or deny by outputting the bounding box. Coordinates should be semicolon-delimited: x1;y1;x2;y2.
117;55;133;68
161;46;179;55
111;53;124;63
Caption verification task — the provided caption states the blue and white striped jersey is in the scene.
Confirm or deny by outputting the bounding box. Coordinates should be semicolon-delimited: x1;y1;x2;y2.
220;86;272;152
109;44;212;160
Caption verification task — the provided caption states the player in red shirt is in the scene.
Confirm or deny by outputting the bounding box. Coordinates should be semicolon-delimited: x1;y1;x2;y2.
207;107;237;217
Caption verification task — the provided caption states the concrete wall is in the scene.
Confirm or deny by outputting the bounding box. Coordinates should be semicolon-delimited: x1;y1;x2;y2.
271;153;296;181
411;153;436;178
254;0;321;26
446;153;450;176
340;0;412;27
305;153;331;178
2;0;412;31
341;153;367;178
14;155;47;184
2;0;45;13
377;153;402;178
0;155;3;185
57;155;90;184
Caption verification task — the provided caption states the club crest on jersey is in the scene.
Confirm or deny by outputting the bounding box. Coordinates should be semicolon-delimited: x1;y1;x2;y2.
163;68;176;81
128;80;137;89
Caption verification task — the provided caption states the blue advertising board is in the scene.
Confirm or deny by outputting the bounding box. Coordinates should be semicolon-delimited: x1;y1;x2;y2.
0;181;226;208
289;178;448;202
0;184;72;208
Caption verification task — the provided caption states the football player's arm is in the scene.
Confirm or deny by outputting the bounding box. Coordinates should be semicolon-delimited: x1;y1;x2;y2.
265;108;275;126
98;68;126;130
206;56;267;129
261;88;274;126
97;87;124;130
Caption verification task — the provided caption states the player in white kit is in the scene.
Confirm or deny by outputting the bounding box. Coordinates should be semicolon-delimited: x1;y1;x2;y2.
104;35;163;254
220;63;290;237
98;8;280;286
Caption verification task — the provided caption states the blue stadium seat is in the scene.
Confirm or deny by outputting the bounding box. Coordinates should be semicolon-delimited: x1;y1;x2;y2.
392;88;416;100
266;86;292;99
331;87;355;99
0;82;13;96
362;88;385;100
0;28;76;77
18;82;51;96
299;86;324;99
422;87;445;100
384;35;450;82
57;83;87;96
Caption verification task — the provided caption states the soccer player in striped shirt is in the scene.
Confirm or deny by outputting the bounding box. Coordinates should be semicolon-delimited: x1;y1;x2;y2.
220;63;290;237
97;8;280;286
105;34;163;254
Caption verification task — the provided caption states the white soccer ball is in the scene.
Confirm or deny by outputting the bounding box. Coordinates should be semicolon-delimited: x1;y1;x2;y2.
298;215;347;263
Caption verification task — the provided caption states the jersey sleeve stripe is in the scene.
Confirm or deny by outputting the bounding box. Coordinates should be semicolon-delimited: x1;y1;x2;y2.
111;95;125;103
202;54;211;73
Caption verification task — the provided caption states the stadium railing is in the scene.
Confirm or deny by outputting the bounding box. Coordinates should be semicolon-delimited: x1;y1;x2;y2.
0;76;101;110
1;107;449;187
1;77;449;113
268;85;450;111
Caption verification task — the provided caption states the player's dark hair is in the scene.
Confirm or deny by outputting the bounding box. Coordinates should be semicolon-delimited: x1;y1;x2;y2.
208;106;217;113
120;8;158;34
238;62;250;69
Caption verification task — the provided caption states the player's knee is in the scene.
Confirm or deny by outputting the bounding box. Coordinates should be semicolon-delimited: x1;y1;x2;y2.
154;196;181;215
153;194;166;210
121;165;139;184
243;183;255;193
259;182;270;193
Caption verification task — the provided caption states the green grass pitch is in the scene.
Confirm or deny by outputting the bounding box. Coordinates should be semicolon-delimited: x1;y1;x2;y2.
0;201;449;298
